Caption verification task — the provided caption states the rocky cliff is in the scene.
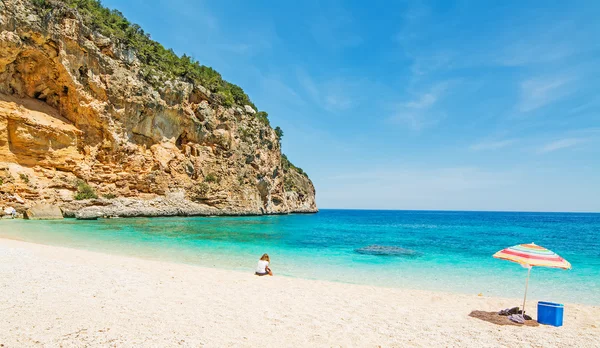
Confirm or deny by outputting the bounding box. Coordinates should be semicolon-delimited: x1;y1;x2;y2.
0;0;317;218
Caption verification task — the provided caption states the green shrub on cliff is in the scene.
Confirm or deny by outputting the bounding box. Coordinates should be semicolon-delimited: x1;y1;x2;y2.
274;126;284;140
19;173;30;183
284;176;296;192
256;111;270;125
197;182;210;196
34;0;270;123
281;154;308;177
204;173;219;183
74;180;98;200
33;0;51;9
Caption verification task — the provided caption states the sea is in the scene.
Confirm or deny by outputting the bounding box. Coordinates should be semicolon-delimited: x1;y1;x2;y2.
1;210;598;305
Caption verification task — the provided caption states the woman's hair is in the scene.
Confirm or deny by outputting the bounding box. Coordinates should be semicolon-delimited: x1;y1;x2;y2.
260;253;270;262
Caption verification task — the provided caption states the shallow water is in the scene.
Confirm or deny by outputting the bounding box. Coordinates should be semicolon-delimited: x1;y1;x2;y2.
1;210;598;304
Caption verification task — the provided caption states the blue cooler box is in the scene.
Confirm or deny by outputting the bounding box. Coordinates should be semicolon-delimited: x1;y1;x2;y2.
537;301;564;327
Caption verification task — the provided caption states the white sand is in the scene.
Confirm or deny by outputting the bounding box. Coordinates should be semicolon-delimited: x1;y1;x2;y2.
0;238;598;347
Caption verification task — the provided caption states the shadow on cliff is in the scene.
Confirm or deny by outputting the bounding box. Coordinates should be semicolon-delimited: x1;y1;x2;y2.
0;93;81;168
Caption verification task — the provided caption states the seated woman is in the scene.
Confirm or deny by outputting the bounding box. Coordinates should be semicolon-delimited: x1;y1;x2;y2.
255;253;273;276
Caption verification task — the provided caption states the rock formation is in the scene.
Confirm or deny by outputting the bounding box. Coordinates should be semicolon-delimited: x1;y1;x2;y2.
354;245;422;257
0;0;317;218
24;203;63;219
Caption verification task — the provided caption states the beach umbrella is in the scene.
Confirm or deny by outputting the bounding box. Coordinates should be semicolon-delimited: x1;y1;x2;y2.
493;243;571;318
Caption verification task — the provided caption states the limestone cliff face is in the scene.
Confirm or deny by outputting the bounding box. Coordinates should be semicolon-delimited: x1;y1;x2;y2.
0;0;317;217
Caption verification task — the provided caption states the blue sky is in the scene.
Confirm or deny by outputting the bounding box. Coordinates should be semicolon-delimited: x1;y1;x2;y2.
103;0;600;212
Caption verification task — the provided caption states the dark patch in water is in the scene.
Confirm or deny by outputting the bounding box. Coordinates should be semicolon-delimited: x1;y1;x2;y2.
355;245;422;257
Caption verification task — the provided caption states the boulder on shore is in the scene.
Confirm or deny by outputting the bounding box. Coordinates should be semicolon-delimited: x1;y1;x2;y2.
2;206;17;219
24;204;64;220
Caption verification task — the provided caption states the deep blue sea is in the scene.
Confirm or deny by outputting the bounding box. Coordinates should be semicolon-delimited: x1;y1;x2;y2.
1;210;598;304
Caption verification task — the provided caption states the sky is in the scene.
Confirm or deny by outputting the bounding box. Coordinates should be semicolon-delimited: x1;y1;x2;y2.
102;0;600;212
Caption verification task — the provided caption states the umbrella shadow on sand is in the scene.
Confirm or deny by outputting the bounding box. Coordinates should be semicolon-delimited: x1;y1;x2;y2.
469;311;539;327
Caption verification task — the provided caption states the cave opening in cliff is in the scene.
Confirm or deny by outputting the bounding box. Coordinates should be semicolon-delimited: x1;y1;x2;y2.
33;90;47;102
176;132;189;150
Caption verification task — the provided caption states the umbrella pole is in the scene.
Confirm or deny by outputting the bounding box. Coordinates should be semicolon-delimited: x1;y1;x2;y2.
522;267;531;318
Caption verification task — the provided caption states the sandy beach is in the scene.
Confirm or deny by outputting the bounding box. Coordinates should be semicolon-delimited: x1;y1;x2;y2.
0;238;598;347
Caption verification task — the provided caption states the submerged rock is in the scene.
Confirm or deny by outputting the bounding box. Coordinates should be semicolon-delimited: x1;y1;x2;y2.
355;245;422;257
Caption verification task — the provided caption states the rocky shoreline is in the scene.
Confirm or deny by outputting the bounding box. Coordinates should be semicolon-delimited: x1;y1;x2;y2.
65;195;318;220
2;192;318;220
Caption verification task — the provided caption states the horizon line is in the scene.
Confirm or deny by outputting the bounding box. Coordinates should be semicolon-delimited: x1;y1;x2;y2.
315;208;599;214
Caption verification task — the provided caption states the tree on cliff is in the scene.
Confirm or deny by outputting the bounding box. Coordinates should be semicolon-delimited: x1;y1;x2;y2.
274;127;284;141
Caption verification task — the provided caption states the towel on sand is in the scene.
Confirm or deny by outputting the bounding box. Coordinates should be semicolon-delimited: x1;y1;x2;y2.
509;314;526;324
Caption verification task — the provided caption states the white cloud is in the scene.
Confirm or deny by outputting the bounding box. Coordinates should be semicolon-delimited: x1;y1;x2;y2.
162;0;219;31
404;93;437;109
470;139;518;151
388;82;451;131
389;111;443;132
492;20;581;67
518;76;572;113
321;79;357;112
324;94;353;111
410;51;456;76
496;41;573;67
296;69;320;103
295;69;360;112
569;99;600;115
394;4;458;79
257;75;305;107
537;137;590;153
394;4;598;77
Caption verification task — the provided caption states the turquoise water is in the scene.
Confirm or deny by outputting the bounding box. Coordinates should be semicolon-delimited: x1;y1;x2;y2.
1;210;598;305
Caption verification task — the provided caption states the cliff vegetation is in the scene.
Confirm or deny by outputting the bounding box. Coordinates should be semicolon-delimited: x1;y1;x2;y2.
0;0;317;218
34;0;262;111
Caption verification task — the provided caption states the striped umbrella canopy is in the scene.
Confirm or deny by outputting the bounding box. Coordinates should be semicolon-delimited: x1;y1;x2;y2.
493;243;571;270
493;243;571;322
